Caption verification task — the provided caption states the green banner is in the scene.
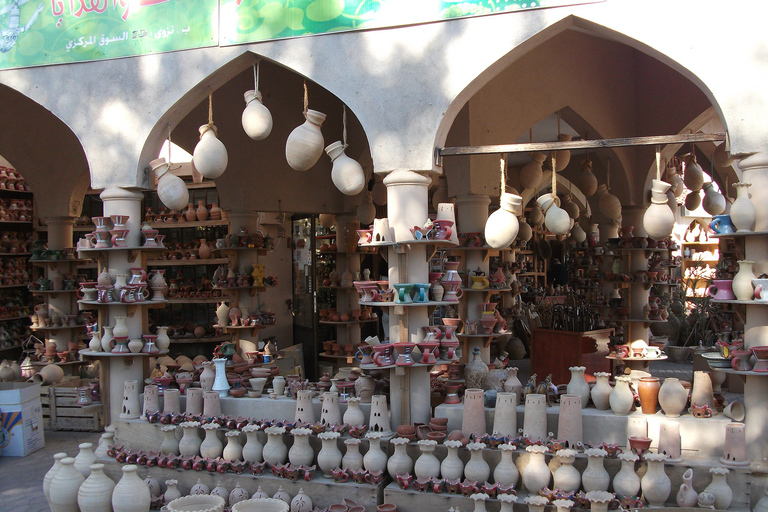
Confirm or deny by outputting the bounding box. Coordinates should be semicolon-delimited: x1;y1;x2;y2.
220;0;602;46
0;0;217;70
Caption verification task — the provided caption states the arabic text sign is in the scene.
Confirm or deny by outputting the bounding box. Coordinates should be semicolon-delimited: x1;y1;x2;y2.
220;0;603;46
0;0;217;70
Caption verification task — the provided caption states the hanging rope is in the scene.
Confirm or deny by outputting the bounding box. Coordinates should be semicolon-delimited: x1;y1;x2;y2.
606;159;611;188
551;153;557;195
500;156;506;196
656;145;661;181
343;105;348;148
303;81;308;116
201;89;217;138
557;110;562;136
167;125;172;163
253;61;260;91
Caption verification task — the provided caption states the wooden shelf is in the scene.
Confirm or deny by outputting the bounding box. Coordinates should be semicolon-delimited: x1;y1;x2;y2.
166;297;221;304
0;252;30;257
148;219;227;229
0;315;30;322
212;247;271;254
319;319;379;325
169;335;231;344
710;230;768;238
682;240;718;245
358;300;458;307
0;343;23;352
0;220;32;225
31;257;94;266
31;324;86;331
0;284;27;289
147;257;229;266
79;349;168;358
711;299;768;305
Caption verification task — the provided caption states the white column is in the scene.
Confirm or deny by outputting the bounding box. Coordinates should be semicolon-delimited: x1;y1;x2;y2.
44;217;75;251
383;170;432;427
456;194;491;362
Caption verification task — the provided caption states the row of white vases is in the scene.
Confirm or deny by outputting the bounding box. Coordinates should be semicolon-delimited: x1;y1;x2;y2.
43;441;151;512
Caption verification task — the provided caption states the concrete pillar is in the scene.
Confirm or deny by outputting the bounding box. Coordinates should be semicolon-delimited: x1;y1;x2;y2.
622;206;650;351
99;187;146;425
44;217;75;251
383;170;432;427
456;194;492;362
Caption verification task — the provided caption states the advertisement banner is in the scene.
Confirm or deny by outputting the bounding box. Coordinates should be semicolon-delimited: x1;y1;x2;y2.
220;0;603;46
0;0;218;70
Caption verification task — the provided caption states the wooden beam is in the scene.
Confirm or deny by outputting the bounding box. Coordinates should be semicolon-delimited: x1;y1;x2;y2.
435;133;727;164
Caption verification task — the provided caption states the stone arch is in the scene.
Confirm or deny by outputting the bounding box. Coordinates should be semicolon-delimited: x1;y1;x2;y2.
0;84;90;218
141;51;373;214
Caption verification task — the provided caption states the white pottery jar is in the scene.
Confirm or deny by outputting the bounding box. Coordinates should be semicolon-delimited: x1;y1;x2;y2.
441;439;465;481
193;124;228;179
704;467;732;510
520;152;545;189
702;181;726;215
216;302;230;327
414;439;441;479
613;452;640;497
200;423;224;458
658;377;688;417
100;326;113;353
242;90;273;140
552;498;573;512
143;472;160;498
286;109;326;171
343;396;366;426
242;424;264;463
342;438;363;471
317;431;342;478
644;179;676;240
545;203;571;236
523;393;548;442
94;432;114;458
566;366;590;409
224;430;243;462
462;387;487;436
112;464;151;512
233;498;289;512
127;338;143;353
582;448;610;492
591;372;612;410
290;487;313;512
155;326;170;352
471;493;490;512
609;376;634;415
263;426;288;466
320;392;342;425
683;154;704;191
178;421;202;457
152;158;188;211
199;361;215;392
503;367;523;403
733;260;756;301
186;388;204;416
289;428;315;467
387;437;413;479
553;449;580;493
49;457;85;512
326;141;365;196
363;432;387;473
691;370;715;409
212;357;230;397
485;192;522;249
676;467;698;507
599;187;622;221
88;331;101;352
493;443;519;486
44;452;67;507
731;182;756;232
164;479;181;504
273;375;286;396
73;442;97;477
160;425;179;455
641;453;671;507
522;445;550;492
586;491;614;512
294;389;315;424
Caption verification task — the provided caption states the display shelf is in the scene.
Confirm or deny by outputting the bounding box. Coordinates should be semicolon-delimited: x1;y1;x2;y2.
77;246;167;254
31;324;86;331
681;240;718;245
318;285;356;290
0;252;30;256
0;283;27;289
148;219;228;229
0;315;30;322
32;289;78;297
359;241;397;248
459;287;512;293
166;297;221;304
78;299;167;307
713;367;768;377
220;286;267;296
169;335;231;344
79;349;168;357
214;324;266;336
711;299;768;305
398;238;459;248
319;319;379;325
319;352;356;360
146;258;229;266
358;300;458;307
0;220;32;225
360;358;457;370
212;247;271;255
31;257;94;266
0;343;23;352
710;230;768;238
606;354;668;362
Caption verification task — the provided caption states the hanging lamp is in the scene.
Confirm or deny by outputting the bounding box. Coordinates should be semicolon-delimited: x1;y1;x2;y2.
193;91;228;179
643;146;676;240
286;81;326;171
484;157;522;249
242;61;273;140
326;106;365;196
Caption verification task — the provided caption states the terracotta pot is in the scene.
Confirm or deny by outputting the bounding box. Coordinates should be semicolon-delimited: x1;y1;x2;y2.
638;376;660;414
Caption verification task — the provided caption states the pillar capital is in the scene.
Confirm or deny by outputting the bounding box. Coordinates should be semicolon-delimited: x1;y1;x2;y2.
382;169;432;187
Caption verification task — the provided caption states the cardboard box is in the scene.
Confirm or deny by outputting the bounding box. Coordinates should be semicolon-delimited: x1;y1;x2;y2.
0;382;45;457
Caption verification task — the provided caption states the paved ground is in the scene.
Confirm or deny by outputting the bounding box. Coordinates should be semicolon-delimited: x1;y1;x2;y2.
0;358;702;511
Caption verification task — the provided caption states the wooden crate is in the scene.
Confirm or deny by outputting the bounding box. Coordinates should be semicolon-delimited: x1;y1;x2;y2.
50;378;104;431
39;384;51;430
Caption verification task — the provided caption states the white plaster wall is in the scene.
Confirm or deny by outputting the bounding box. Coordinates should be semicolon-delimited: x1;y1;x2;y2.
0;0;766;188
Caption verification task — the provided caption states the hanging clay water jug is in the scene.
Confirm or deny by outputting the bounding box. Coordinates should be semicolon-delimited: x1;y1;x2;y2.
520;152;546;190
326;141;365;196
641;453;671;507
644;179;675;240
734;260;756;301
683;154;704;191
152;158;189;211
286;109;326;171
464;442;490;483
522;445;551;492
414;439;441;479
317;431;342;478
529;201;544;226
599;186;621;221
670;170;685;197
590;372;612;410
485;192;522;249
704;467;732;509
517;218;533;242
112;464;151;512
193;124;228;179
685;190;702;211
609;376;634;415
676;468;699;507
731;182;756;231
579;159;598;196
49;457;85;512
613;452;640;497
702;182;726;216
554;134;572;171
566;366;590;409
242;90;273;140
582;448;610;492
562;194;580;219
658;377;688;417
544;201;571;236
441;440;464;481
77;463;115;512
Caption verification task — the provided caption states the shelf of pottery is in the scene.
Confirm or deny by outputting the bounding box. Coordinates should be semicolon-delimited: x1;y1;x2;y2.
75;213;171;424
0;230;35;357
681;218;720;297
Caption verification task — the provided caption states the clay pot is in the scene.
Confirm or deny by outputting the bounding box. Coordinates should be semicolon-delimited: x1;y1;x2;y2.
31;363;64;385
242;90;273;140
609;376;634;415
112;464;151;512
49;457;84;512
289;428;315;467
613;452;640;497
44;452;67;506
591;372;612;410
579;159;598;196
731;182;756;232
286;110;326;171
702;181;726;216
566;366;590;409
152;158;189;211
484;193;522;249
193;124;228;179
640;453;671;507
644;179;675;240
77;463;115;512
638;376;660;414
520;153;545;190
326;141;365;196
582;448;610;492
658;377;688;417
167;495;226;512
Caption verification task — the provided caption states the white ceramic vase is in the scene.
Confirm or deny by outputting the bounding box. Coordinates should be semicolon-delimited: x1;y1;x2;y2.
413;439;441;479
658;377;688;417
702;181;726;215
263;426;288;466
641;453;671;507
523;393;548;442
289;428;315;467
484;193;522;249
493;443;519;486
343;396;365;426
387;437;412;479
591;372;612;410
223;430;243;462
613;452;640;497
492;392;518;437
504;367;523;403
178;421;202;457
676;467;698;507
193;124;228;179
644;179;675;240
43;452;65;503
200;423;224;458
242;90;273;140
683;154;704;191
441;439;464;481
582;448;610;492
49;457;85;512
317;431;342;478
523;445;551;492
160;425;179;455
733;260;756;301
553;448;580;493
164;479;182;504
242;424;263;463
704;467;732;510
212;357;230;398
566;366;590;409
73;442;97;478
155;326;170;352
609;376;634;415
286;109;326;171
112;464;151;512
731;182;756;232
363;432;387;473
152;158;188;211
342;438;362;471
